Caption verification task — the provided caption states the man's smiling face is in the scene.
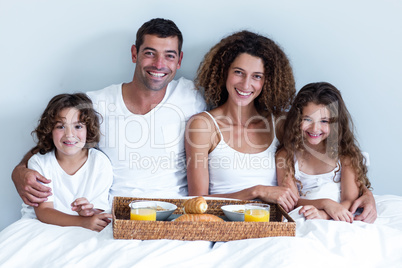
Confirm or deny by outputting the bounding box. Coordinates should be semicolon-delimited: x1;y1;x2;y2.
132;34;183;92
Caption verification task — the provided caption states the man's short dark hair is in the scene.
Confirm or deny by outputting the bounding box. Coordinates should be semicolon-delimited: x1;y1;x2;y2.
135;18;183;54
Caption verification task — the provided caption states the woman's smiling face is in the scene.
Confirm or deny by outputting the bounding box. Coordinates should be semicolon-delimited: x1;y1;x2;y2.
225;53;265;107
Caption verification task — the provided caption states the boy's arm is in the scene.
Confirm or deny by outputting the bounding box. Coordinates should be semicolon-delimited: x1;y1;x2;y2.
12;149;52;206
34;202;111;232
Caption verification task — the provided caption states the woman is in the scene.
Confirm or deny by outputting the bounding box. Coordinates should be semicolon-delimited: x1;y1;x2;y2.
185;30;298;212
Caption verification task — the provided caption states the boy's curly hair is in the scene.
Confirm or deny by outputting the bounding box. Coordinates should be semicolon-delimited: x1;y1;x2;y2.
279;82;371;194
32;93;101;155
195;30;295;116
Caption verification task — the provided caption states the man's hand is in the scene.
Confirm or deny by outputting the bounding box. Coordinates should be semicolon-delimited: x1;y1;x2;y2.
350;189;377;223
12;165;52;207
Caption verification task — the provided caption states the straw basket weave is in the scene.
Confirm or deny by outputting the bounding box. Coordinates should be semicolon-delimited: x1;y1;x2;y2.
113;196;295;241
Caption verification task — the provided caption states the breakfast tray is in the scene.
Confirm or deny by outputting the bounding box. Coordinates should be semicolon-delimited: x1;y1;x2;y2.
112;196;295;241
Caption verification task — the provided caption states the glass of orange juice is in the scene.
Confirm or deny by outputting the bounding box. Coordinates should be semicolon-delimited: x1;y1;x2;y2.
129;201;157;221
244;203;270;222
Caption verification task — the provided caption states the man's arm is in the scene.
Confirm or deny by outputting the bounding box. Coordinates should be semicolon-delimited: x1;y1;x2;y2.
11;149;52;207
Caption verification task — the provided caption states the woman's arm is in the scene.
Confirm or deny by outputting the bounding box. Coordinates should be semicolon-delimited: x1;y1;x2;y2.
185;113;215;196
34;202;111;232
273;149;300;212
204;185;297;212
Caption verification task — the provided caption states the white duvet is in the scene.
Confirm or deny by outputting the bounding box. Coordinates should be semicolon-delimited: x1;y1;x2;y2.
1;195;401;268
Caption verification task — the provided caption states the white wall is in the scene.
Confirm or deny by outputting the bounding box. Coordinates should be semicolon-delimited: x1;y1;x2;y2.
1;0;401;230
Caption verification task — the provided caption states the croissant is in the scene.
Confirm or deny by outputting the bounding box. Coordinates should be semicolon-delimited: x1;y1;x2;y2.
175;214;224;222
183;196;208;214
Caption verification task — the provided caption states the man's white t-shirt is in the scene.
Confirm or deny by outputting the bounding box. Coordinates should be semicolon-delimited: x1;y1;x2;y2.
22;148;113;218
87;77;206;198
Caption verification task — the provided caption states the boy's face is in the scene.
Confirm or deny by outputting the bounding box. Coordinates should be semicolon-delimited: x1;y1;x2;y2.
52;107;87;159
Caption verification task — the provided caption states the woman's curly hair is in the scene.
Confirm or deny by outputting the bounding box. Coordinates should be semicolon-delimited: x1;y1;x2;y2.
31;93;101;155
278;82;371;194
195;30;295;116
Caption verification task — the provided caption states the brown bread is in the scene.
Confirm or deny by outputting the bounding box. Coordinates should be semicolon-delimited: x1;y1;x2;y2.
175;214;224;222
183;196;208;214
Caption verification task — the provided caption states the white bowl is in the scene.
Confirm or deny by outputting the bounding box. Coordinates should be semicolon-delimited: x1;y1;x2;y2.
155;201;177;221
221;205;245;221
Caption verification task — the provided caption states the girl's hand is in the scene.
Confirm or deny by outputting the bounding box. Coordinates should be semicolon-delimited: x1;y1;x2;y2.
81;213;112;232
299;205;329;220
71;197;95;217
323;200;354;223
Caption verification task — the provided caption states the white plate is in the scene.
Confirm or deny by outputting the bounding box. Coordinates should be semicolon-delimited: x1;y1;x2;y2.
221;205;245;221
155;201;177;221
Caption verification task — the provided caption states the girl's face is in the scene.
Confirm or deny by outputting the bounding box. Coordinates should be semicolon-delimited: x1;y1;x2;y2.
52;107;87;159
226;53;265;108
300;102;331;147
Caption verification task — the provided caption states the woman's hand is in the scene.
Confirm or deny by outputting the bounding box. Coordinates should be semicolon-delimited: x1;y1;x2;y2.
255;185;298;212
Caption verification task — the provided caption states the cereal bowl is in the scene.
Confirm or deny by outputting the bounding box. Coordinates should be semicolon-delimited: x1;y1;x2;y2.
221;205;245;221
155;201;177;221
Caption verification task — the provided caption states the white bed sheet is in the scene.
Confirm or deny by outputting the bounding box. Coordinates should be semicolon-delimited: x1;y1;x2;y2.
1;195;401;268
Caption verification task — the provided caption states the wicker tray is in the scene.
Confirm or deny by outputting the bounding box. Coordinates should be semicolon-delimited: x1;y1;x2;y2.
113;196;295;241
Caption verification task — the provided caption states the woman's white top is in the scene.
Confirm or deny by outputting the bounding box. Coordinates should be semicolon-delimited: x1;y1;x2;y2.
204;111;278;195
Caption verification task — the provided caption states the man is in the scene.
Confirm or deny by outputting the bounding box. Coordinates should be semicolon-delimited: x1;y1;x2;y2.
12;18;206;208
11;18;377;222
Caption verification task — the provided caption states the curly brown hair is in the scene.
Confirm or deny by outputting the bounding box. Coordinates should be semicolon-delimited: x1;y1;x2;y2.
195;30;295;116
279;82;371;194
31;93;101;155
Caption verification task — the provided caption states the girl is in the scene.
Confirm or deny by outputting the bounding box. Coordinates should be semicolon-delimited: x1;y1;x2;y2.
22;93;113;231
276;82;372;222
185;30;298;212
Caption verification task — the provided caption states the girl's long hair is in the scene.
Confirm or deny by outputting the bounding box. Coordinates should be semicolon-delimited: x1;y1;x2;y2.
278;82;371;193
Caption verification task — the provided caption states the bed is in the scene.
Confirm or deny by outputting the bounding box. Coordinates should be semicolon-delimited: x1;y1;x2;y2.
1;194;401;267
